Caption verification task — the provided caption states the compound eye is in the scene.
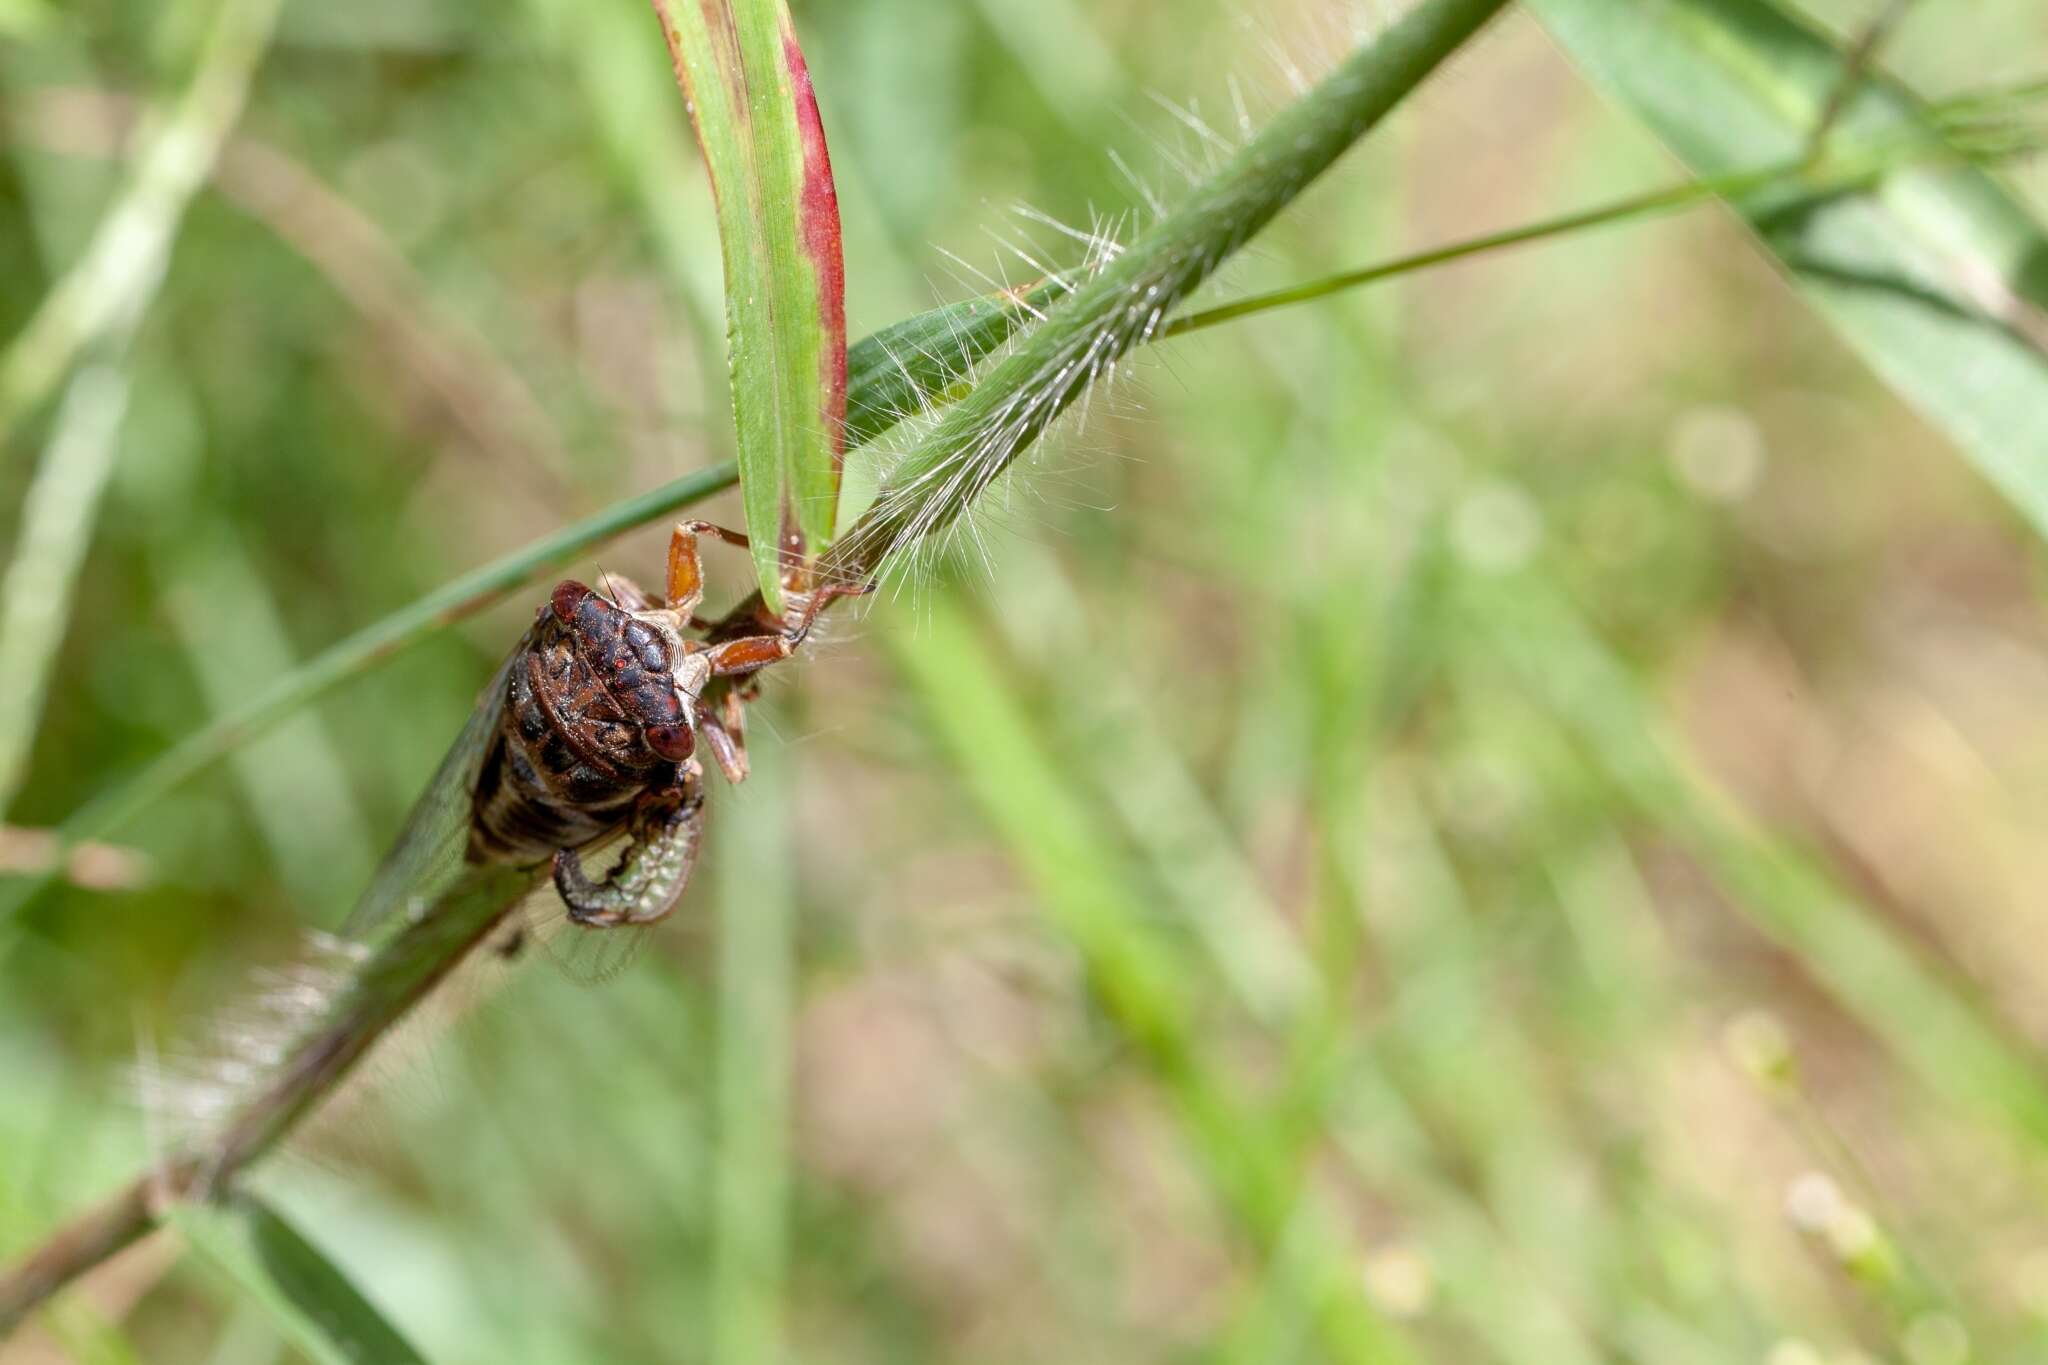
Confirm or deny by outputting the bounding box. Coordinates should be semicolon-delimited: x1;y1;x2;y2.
550;581;589;623
646;723;695;761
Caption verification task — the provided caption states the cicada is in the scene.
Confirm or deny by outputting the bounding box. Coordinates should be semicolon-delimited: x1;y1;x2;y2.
344;521;862;945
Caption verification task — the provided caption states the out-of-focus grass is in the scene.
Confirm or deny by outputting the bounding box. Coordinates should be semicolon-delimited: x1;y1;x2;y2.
5;1;2048;1362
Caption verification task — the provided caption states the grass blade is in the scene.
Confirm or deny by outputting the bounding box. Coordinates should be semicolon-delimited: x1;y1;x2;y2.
1527;0;2048;540
0;362;131;811
0;0;285;808
650;0;847;606
0;863;537;1336
0;0;282;452
827;0;1511;578
172;1198;430;1365
882;593;1419;1365
1465;576;2048;1151
243;1198;430;1365
710;746;793;1364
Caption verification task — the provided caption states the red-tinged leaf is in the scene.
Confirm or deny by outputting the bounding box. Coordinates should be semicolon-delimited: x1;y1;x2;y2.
784;21;848;477
648;0;847;610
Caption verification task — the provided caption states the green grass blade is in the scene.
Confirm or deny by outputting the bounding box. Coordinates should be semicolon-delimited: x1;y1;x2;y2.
1527;0;2048;540
242;1198;430;1365
710;745;793;1365
0;0;282;452
0;362;131;811
844;286;1058;450
171;1199;430;1365
883;593;1420;1365
0;862;536;1334
650;0;848;607
0;0;284;808
827;0;1510;578
1466;576;2048;1151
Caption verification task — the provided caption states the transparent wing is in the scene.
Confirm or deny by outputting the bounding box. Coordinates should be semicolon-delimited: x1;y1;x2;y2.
341;633;529;944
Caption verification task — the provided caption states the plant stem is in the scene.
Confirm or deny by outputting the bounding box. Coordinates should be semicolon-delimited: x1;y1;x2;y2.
0;0;285;810
0;362;133;810
825;0;1512;577
1160;129;2006;339
1806;0;1914;160
709;748;794;1365
0;0;282;451
1167;163;1801;339
0;863;539;1336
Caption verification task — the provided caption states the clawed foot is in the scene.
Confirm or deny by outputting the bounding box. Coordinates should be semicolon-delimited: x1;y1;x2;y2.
552;789;705;928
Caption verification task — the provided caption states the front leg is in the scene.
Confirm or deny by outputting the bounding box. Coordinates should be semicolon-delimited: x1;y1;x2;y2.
700;580;875;677
553;782;706;928
698;684;751;786
664;519;754;623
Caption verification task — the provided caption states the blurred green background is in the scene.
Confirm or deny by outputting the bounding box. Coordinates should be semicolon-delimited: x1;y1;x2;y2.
5;0;2048;1361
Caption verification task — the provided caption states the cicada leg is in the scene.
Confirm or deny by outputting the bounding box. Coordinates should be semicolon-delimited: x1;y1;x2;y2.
698;685;751;786
552;782;706;928
665;520;754;625
699;580;875;678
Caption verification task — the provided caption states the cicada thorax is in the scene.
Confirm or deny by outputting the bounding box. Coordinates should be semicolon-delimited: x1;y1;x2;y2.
469;581;709;866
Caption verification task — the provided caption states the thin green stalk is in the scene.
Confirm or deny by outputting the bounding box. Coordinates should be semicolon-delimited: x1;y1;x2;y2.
1167;163;1800;340
710;747;793;1365
826;0;1511;576
0;362;132;809
0;862;538;1337
1166;119;2036;340
0;0;282;449
1466;575;2048;1151
1806;0;1914;160
0;0;285;808
883;593;1419;1365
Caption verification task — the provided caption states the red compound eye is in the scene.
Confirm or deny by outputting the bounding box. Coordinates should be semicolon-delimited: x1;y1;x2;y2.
646;723;695;761
550;581;589;623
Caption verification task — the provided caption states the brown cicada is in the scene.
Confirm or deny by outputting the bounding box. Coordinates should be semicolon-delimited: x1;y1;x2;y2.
344;522;862;944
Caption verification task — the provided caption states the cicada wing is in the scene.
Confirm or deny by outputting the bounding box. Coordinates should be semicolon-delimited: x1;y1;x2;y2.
341;634;528;944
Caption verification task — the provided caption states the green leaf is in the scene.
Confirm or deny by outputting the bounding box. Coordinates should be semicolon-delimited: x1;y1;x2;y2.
244;1200;430;1365
649;0;848;610
173;1198;430;1365
710;744;793;1363
882;593;1420;1365
1467;575;2048;1153
845;286;1055;450
1527;0;2048;539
